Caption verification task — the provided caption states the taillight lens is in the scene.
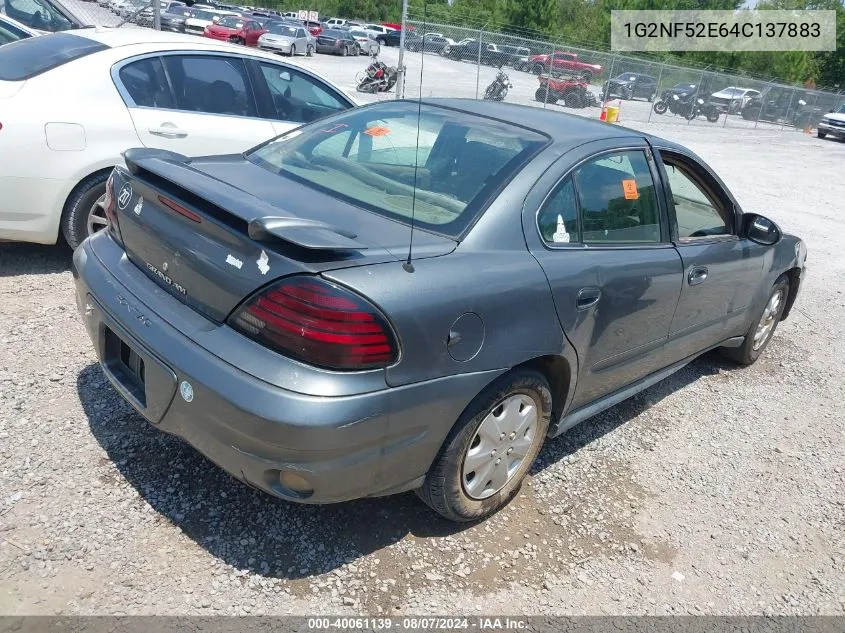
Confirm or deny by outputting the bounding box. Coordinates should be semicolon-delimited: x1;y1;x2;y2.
228;276;398;371
103;170;123;246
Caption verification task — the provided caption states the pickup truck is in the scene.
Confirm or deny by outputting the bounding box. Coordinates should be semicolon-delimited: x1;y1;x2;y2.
525;51;603;82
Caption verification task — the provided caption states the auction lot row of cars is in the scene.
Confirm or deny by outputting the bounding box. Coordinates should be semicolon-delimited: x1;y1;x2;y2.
0;7;821;523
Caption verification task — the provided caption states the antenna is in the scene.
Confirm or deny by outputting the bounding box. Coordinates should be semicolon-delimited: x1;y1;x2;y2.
402;0;426;273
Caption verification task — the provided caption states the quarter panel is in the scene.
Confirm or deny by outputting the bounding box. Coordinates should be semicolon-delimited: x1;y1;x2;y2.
323;250;567;388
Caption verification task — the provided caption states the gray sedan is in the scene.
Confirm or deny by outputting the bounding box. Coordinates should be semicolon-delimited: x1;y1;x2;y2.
257;22;313;56
73;99;806;522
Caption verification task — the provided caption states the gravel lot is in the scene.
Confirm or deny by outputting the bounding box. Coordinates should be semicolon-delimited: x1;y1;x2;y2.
1;37;844;616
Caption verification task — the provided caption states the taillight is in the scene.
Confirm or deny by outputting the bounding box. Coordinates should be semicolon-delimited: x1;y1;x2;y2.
228;276;398;371
103;171;123;246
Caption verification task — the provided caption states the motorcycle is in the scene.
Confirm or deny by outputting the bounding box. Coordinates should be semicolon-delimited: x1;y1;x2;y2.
685;97;721;123
356;58;398;94
652;90;696;117
484;68;512;101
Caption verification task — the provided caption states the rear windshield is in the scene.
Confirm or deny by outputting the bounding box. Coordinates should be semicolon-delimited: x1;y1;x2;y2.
0;32;107;81
247;103;548;239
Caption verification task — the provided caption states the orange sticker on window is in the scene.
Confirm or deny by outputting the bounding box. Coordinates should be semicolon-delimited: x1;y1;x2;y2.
364;126;391;137
622;179;639;200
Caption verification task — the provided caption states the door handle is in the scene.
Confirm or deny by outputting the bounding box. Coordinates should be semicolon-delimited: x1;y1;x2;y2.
688;266;709;286
576;287;601;310
148;126;187;139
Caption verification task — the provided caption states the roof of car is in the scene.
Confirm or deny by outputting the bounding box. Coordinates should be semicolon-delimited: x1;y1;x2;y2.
66;27;239;47
417;98;645;141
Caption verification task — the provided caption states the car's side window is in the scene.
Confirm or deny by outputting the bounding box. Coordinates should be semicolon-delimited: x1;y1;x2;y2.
537;177;580;245
573;150;661;244
660;153;733;240
162;55;257;118
117;57;175;109
257;62;348;123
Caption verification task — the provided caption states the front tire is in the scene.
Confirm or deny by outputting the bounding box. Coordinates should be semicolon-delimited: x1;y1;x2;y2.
60;171;110;249
721;276;790;366
289;44;296;57
653;100;668;115
417;368;551;522
563;90;582;108
818;130;827;139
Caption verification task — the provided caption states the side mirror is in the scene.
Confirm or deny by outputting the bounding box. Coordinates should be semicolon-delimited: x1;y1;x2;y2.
743;213;781;246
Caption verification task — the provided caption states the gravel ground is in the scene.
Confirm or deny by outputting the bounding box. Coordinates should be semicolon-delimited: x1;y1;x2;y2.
0;47;844;616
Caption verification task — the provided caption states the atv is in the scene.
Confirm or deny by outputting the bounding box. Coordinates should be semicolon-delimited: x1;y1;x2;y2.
534;73;596;108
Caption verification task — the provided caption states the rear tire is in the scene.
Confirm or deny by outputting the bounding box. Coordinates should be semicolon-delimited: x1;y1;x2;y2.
818;130;827;139
580;71;592;83
720;276;789;366
417;368;551;522
289;44;296;56
532;63;545;75
563;91;582;108
307;45;314;56
340;46;347;57
60;171;110;250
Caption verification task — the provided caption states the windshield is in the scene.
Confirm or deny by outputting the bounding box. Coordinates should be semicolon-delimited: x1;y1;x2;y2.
193;10;215;20
323;29;345;38
836;105;845;114
672;83;696;91
617;74;637;81
268;23;296;35
246;103;548;239
216;16;243;28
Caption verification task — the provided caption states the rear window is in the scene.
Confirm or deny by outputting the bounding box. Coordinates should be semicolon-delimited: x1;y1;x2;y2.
0;32;107;81
247;103;548;239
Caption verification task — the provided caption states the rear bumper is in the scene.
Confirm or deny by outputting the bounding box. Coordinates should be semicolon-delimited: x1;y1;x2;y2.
72;234;503;504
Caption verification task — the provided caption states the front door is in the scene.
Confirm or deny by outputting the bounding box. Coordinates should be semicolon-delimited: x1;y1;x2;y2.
524;144;684;411
653;148;767;364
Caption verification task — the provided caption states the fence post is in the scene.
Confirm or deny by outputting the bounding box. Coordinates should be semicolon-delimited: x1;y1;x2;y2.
647;61;664;124
754;81;770;129
780;89;796;131
153;0;160;30
689;69;706;125
603;54;618;105
475;26;484;100
542;42;554;109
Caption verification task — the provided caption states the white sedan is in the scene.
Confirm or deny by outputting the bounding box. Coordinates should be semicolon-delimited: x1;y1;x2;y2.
0;28;357;247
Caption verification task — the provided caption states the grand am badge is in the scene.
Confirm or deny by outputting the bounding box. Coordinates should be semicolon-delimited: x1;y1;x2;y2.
117;183;133;210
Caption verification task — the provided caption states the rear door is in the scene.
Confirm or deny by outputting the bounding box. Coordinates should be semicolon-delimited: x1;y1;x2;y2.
523;140;683;411
653;147;766;364
117;53;276;156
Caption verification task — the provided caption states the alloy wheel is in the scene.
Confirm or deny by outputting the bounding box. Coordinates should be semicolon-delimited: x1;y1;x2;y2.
752;287;786;350
86;193;108;237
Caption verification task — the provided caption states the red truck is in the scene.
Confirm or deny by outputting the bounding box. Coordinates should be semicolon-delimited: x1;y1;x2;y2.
522;51;603;82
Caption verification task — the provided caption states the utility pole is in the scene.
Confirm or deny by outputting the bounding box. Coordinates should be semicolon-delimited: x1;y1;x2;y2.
153;0;161;30
396;0;408;99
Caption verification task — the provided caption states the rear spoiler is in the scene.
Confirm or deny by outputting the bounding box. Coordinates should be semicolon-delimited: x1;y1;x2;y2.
123;148;368;252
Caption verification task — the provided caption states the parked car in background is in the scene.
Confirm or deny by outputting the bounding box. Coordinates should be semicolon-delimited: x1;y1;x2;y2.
257;21;313;56
347;28;379;55
526;51;602;81
417;33;451;54
303;19;321;36
817;104;845;140
0;13;37;44
709;86;761;114
2;0;86;29
324;17;346;28
314;28;356;56
498;44;530;67
741;86;824;128
446;39;507;66
382;28;422;50
602;73;658;101
73;98;805;522
0;29;356;247
157;2;192;32
363;23;394;38
203;15;265;46
184;8;236;35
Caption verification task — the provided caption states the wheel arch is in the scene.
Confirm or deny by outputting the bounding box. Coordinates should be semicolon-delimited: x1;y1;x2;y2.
780;266;802;321
62;165;115;217
515;352;577;436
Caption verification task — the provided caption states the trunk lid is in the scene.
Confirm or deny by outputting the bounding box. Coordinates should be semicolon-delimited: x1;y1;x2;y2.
115;149;456;324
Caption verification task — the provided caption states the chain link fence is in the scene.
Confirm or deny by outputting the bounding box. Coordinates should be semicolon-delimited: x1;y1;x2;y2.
401;18;845;132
